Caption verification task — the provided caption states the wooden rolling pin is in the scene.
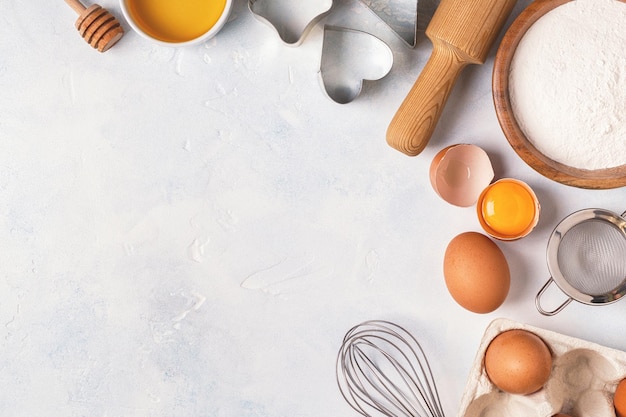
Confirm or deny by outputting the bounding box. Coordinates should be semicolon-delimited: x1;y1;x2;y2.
386;0;517;156
65;0;124;52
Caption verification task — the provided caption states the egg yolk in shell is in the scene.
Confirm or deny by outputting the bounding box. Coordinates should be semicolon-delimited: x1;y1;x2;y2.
480;180;537;237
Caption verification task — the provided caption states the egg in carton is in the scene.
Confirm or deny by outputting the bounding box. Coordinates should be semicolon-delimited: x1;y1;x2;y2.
459;318;626;417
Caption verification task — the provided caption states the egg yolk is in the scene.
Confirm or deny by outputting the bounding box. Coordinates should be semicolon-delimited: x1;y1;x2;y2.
480;180;536;237
127;0;227;43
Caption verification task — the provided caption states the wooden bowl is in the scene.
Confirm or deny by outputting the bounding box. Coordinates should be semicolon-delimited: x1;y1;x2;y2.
492;0;626;189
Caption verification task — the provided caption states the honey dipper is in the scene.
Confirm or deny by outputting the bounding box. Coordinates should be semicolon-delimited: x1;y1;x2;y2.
64;0;124;52
386;0;517;156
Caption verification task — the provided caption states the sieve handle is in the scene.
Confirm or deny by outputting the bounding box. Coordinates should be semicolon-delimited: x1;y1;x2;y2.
535;277;573;316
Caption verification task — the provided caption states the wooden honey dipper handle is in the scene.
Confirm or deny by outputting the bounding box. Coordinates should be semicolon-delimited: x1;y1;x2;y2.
64;0;124;52
64;0;87;14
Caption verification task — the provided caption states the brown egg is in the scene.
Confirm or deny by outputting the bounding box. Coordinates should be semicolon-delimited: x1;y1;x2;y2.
484;329;553;395
553;414;573;417
614;378;626;417
443;232;510;313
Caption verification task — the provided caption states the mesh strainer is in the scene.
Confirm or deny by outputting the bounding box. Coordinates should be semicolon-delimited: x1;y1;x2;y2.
536;208;626;316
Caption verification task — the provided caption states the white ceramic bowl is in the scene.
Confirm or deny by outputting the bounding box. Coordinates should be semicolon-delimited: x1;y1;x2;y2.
119;0;233;47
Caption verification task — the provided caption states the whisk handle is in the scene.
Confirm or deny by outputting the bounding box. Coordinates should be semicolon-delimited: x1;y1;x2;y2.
535;277;572;316
65;0;87;15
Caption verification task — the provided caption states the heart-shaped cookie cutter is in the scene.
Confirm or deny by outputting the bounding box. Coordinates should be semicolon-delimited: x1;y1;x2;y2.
248;0;334;46
319;25;393;104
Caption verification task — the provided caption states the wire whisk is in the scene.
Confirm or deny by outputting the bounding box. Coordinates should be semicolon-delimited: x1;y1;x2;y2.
336;320;446;417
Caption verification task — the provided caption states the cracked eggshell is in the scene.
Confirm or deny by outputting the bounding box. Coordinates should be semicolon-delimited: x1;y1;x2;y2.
429;144;494;207
459;318;626;417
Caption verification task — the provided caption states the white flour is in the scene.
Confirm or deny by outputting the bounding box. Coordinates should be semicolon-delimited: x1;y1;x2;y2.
509;0;626;170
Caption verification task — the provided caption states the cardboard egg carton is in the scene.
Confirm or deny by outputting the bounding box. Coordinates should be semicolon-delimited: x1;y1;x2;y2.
459;318;626;417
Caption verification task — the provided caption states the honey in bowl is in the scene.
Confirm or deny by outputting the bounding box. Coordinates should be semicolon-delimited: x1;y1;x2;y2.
123;0;229;44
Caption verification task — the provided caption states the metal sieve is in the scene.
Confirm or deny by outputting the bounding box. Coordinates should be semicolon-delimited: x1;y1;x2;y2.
536;208;626;316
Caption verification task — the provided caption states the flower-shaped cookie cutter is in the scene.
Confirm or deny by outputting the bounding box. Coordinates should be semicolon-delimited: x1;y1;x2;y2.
248;0;334;46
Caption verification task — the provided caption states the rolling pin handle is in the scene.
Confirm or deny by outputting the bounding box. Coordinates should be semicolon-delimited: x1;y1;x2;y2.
386;44;468;156
65;0;87;15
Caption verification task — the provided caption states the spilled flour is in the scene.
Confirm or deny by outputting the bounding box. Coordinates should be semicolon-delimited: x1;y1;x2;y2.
509;0;626;170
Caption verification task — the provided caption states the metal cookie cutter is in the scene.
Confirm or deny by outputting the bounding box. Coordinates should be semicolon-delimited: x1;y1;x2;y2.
248;0;334;46
319;25;393;104
359;0;419;48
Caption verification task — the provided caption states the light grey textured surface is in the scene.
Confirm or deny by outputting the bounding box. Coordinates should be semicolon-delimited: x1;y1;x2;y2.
1;0;626;416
